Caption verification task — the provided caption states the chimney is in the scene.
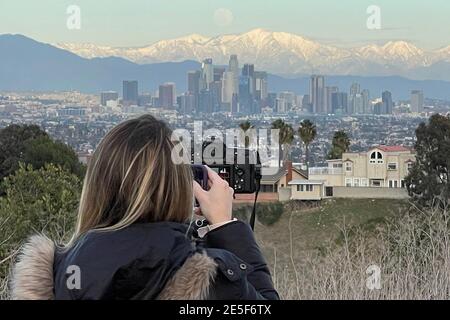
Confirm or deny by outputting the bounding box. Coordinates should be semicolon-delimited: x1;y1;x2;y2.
285;160;293;183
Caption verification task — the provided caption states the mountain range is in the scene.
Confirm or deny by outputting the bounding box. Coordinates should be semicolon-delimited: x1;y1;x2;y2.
55;29;450;80
2;33;450;100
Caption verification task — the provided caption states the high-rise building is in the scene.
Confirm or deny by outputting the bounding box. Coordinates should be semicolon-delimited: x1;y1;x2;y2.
122;81;138;105
382;91;393;114
279;91;296;111
275;98;287;113
309;75;325;113
411;90;424;113
213;67;225;82
228;55;239;96
221;71;234;105
349;94;363;114
302;94;312;112
238;76;252;114
179;93;196;114
201;59;214;90
242;64;256;96
361;89;370;114
100;91;118;106
187;70;201;111
350;82;361;95
331;92;348;114
158;82;176;109
254;71;268;101
324;86;338;114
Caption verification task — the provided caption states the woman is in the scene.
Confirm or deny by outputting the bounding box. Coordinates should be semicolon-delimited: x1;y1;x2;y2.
10;115;279;300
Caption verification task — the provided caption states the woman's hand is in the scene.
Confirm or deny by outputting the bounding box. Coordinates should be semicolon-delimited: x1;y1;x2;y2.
193;166;234;225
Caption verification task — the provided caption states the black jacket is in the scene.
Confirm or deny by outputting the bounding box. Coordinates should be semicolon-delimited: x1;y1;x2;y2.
10;220;279;300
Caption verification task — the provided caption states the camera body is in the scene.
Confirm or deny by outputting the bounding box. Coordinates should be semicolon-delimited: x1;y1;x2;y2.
192;141;261;194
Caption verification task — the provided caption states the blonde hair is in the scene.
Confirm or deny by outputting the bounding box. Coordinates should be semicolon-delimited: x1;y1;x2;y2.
70;115;192;243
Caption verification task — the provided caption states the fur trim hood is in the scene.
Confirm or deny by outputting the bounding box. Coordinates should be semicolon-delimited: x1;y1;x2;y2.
10;233;218;300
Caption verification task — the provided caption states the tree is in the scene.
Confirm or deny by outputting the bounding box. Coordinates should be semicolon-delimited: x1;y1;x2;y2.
327;130;351;160
239;121;255;148
23;136;86;178
0;124;85;184
0;124;48;179
405;114;450;207
0;164;81;278
298;119;317;169
271;119;294;162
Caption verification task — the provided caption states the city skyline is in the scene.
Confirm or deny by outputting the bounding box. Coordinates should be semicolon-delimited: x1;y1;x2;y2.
1;0;450;50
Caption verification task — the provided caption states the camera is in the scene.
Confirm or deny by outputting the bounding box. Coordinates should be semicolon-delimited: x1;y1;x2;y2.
192;140;261;194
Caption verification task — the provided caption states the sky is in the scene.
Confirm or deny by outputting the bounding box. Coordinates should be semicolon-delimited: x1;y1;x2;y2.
0;0;449;49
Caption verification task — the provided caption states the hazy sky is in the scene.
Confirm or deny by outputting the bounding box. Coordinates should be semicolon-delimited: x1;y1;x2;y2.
1;0;449;49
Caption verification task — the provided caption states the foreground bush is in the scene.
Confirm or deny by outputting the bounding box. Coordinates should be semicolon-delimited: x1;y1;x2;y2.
0;164;81;298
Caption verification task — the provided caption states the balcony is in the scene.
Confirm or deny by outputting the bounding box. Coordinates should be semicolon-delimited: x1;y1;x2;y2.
309;167;343;176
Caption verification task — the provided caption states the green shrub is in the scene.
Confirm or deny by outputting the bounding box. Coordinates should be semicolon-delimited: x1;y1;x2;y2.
257;202;284;226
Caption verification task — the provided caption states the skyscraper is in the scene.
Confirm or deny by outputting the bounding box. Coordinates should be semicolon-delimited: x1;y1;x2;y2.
254;71;268;101
350;82;361;95
201;59;214;90
238;76;252;114
100;91;118;106
361;89;370;114
221;71;234;105
411;90;424;113
382;91;393;114
324;86;338;114
309;75;325;113
228;55;239;96
331;92;348;114
187;70;201;112
122;80;138;105
242;64;256;96
159;82;176;109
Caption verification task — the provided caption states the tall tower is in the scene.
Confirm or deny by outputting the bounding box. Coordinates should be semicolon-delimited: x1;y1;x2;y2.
411;90;424;113
201;58;213;90
122;80;138;105
309;75;325;114
228;55;239;96
382;91;393;114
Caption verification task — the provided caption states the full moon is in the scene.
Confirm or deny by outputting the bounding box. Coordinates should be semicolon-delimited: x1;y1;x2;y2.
213;8;234;27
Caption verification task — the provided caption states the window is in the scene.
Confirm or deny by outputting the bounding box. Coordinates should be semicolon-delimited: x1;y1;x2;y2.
370;151;384;164
353;178;360;187
401;180;406;188
345;178;352;187
361;178;369;187
333;163;343;168
388;163;398;170
325;187;333;197
371;180;382;187
389;180;399;188
345;162;352;172
297;185;313;192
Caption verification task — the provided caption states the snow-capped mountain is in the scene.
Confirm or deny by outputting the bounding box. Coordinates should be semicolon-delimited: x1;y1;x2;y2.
55;28;450;77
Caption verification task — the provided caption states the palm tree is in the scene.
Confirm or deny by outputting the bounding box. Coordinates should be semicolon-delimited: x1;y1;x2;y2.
271;119;294;164
298;119;317;169
327;130;351;159
239;121;254;148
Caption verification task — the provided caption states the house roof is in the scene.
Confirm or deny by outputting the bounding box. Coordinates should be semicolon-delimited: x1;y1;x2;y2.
372;145;411;153
260;164;308;184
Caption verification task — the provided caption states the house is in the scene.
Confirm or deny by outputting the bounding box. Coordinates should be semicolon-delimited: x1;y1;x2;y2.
236;145;415;203
304;145;415;200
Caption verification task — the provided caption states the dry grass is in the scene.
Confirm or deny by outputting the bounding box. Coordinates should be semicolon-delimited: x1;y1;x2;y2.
268;204;450;299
